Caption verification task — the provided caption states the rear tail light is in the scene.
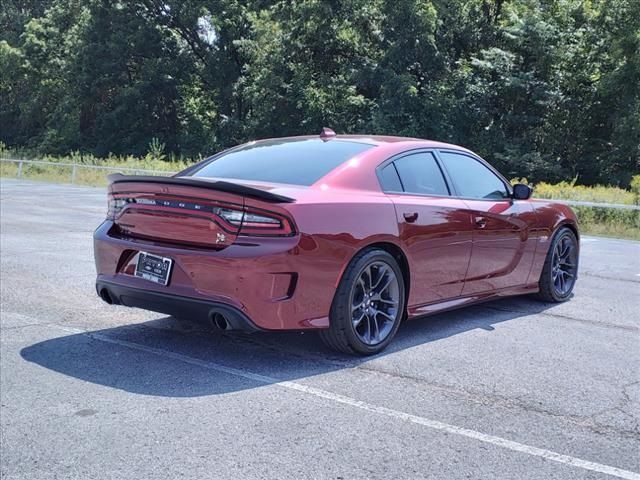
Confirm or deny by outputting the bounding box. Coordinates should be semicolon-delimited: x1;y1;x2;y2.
107;197;128;220
217;208;244;225
231;208;295;236
211;206;295;236
107;195;294;236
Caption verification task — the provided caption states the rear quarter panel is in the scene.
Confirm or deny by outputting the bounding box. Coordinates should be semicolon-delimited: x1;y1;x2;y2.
277;190;402;325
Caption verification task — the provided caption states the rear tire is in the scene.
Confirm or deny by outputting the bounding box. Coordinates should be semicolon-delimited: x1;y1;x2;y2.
320;249;406;355
536;227;579;302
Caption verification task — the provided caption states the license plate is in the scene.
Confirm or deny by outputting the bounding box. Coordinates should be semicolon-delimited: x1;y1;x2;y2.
135;252;173;286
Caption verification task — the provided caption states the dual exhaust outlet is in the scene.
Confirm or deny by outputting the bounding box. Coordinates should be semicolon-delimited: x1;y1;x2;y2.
98;287;234;331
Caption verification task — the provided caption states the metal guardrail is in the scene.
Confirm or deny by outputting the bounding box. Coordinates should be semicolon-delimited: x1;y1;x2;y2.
1;158;638;211
0;158;177;181
554;199;639;211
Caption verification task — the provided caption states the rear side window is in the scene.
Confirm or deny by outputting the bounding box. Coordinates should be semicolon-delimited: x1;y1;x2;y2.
191;139;374;186
393;152;449;196
439;152;509;199
379;164;403;192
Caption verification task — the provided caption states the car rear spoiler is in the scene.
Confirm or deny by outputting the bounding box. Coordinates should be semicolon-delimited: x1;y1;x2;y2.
107;173;295;203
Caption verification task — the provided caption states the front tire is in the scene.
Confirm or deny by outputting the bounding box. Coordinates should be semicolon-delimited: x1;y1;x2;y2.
320;249;406;355
536;227;579;302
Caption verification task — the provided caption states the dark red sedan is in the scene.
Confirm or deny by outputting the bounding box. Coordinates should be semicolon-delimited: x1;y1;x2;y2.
94;130;579;355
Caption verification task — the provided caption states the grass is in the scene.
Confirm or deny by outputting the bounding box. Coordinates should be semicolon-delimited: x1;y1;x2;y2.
1;149;638;240
0;150;188;187
512;176;640;240
572;206;639;241
533;181;637;205
0;160;178;186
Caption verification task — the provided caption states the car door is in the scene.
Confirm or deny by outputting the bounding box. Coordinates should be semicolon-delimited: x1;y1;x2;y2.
437;150;537;295
379;151;474;310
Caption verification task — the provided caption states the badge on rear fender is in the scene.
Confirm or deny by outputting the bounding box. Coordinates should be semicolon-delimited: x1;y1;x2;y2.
216;233;226;244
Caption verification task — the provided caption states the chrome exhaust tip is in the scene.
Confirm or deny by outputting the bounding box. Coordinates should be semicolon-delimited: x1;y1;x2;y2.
211;312;230;330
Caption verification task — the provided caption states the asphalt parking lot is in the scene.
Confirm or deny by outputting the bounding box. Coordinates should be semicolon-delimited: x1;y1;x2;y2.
1;178;639;479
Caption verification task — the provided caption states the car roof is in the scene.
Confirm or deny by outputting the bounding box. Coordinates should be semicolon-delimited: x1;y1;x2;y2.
181;133;481;195
249;134;473;152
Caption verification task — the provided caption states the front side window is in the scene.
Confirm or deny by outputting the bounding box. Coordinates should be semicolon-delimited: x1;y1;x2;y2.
439;152;509;200
392;152;450;196
190;139;375;186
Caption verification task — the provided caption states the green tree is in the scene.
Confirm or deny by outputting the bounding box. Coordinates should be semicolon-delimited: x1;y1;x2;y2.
0;0;638;185
240;0;379;138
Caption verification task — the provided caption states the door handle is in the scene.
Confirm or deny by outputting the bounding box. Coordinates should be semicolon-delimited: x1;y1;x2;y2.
403;212;419;223
474;216;487;229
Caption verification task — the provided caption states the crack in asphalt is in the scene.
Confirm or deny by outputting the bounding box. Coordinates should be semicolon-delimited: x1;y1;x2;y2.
3;306;639;443
43;322;640;480
478;305;640;332
581;272;640;284
156;323;640;440
356;364;640;438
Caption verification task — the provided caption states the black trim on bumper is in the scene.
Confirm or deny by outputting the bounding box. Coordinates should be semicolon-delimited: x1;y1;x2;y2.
96;280;263;333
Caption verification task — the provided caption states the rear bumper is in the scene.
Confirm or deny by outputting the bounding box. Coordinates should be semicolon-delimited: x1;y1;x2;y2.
93;221;349;330
96;280;262;332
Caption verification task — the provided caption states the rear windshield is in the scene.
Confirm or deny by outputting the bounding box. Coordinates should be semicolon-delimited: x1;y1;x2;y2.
190;138;375;186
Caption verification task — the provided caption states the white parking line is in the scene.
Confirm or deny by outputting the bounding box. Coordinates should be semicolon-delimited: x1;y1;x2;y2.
51;324;640;480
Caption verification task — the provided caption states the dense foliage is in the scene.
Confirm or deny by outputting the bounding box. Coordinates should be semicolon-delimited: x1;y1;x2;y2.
1;0;638;186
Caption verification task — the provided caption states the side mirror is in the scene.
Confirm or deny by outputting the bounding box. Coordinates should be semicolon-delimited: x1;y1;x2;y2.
512;183;532;200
